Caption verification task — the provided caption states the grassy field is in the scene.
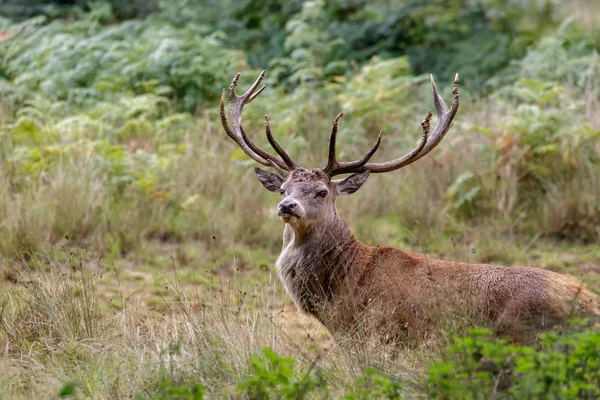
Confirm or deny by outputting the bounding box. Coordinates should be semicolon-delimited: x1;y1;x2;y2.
0;233;599;397
0;1;600;398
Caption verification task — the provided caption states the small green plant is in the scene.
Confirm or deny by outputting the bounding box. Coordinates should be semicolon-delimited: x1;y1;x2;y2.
268;0;346;87
58;381;78;398
345;367;404;400
237;347;329;399
136;379;205;400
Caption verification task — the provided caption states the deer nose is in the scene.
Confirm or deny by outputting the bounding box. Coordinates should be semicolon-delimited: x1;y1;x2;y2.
278;200;297;215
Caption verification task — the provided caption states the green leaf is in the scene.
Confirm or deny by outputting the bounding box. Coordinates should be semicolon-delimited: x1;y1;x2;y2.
58;382;78;397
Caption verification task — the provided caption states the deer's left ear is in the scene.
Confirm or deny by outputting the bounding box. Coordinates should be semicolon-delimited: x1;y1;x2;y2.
255;167;285;192
334;171;371;195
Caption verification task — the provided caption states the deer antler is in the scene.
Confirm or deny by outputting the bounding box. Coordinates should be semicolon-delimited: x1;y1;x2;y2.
322;112;382;175
221;72;459;178
220;71;297;171
323;74;459;177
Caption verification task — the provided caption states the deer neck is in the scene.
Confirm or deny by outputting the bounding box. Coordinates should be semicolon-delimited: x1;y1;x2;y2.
281;213;356;250
276;213;362;317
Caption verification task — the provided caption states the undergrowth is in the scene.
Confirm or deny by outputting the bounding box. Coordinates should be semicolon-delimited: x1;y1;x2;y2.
2;256;598;399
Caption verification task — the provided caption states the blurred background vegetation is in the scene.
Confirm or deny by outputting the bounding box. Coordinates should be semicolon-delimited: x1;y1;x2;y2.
0;1;599;398
0;0;599;260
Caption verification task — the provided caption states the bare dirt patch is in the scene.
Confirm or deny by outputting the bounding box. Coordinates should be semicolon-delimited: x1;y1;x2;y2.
580;262;600;276
212;258;250;278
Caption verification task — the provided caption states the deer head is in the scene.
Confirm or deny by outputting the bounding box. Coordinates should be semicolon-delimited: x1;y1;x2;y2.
220;71;459;236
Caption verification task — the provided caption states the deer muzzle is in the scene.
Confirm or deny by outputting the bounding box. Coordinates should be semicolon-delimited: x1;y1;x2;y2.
277;199;303;223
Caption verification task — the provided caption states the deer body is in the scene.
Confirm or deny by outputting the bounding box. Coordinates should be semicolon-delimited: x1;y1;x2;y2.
220;71;599;343
272;170;598;341
277;208;598;340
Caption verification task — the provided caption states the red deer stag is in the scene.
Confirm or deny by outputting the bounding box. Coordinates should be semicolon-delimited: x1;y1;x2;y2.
220;71;599;343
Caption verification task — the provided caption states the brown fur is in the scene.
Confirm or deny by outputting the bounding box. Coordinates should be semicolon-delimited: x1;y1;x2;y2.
270;169;599;344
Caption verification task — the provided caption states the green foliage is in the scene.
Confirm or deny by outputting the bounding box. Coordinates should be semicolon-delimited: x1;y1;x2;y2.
344;368;404;400
0;0;157;22
484;25;600;238
1;1;599;254
429;325;600;399
493;18;600;92
137;379;205;400
268;0;346;87
313;0;561;90
337;56;419;132
496;78;594;180
444;171;482;217
236;347;409;399
237;347;330;399
156;0;304;68
0;11;245;111
1;0;580;94
58;381;78;397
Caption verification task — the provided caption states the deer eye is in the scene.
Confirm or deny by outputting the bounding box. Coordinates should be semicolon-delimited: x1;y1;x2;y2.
316;190;328;198
279;189;285;196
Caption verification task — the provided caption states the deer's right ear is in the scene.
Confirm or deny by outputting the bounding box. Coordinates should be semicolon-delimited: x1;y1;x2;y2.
254;167;284;192
334;170;371;195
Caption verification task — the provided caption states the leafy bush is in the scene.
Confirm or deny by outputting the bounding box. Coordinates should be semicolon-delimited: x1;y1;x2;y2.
486;24;600;239
494;77;598;192
136;325;600;399
237;347;404;399
429;325;600;399
237;347;330;399
0;11;245;111
344;367;404;400
0;0;157;22
268;0;346;87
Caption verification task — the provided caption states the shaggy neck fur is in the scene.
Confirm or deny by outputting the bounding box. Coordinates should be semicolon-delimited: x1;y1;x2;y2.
276;209;368;325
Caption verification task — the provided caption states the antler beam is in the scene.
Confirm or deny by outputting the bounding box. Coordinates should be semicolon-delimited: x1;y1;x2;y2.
220;71;296;171
221;71;459;178
322;112;382;176
323;74;459;177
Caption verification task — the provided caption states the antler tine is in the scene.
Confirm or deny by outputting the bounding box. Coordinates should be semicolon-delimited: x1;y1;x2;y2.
229;70;265;102
351;74;459;174
220;71;293;171
322;112;385;176
229;71;264;132
431;74;449;115
264;116;297;170
350;131;382;168
237;118;287;170
325;110;431;176
323;112;344;174
247;85;266;104
220;89;270;167
327;132;382;176
411;73;459;161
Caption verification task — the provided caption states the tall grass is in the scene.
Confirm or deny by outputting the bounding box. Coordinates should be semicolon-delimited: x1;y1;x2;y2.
2;83;598;262
1;248;597;398
0;254;436;398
